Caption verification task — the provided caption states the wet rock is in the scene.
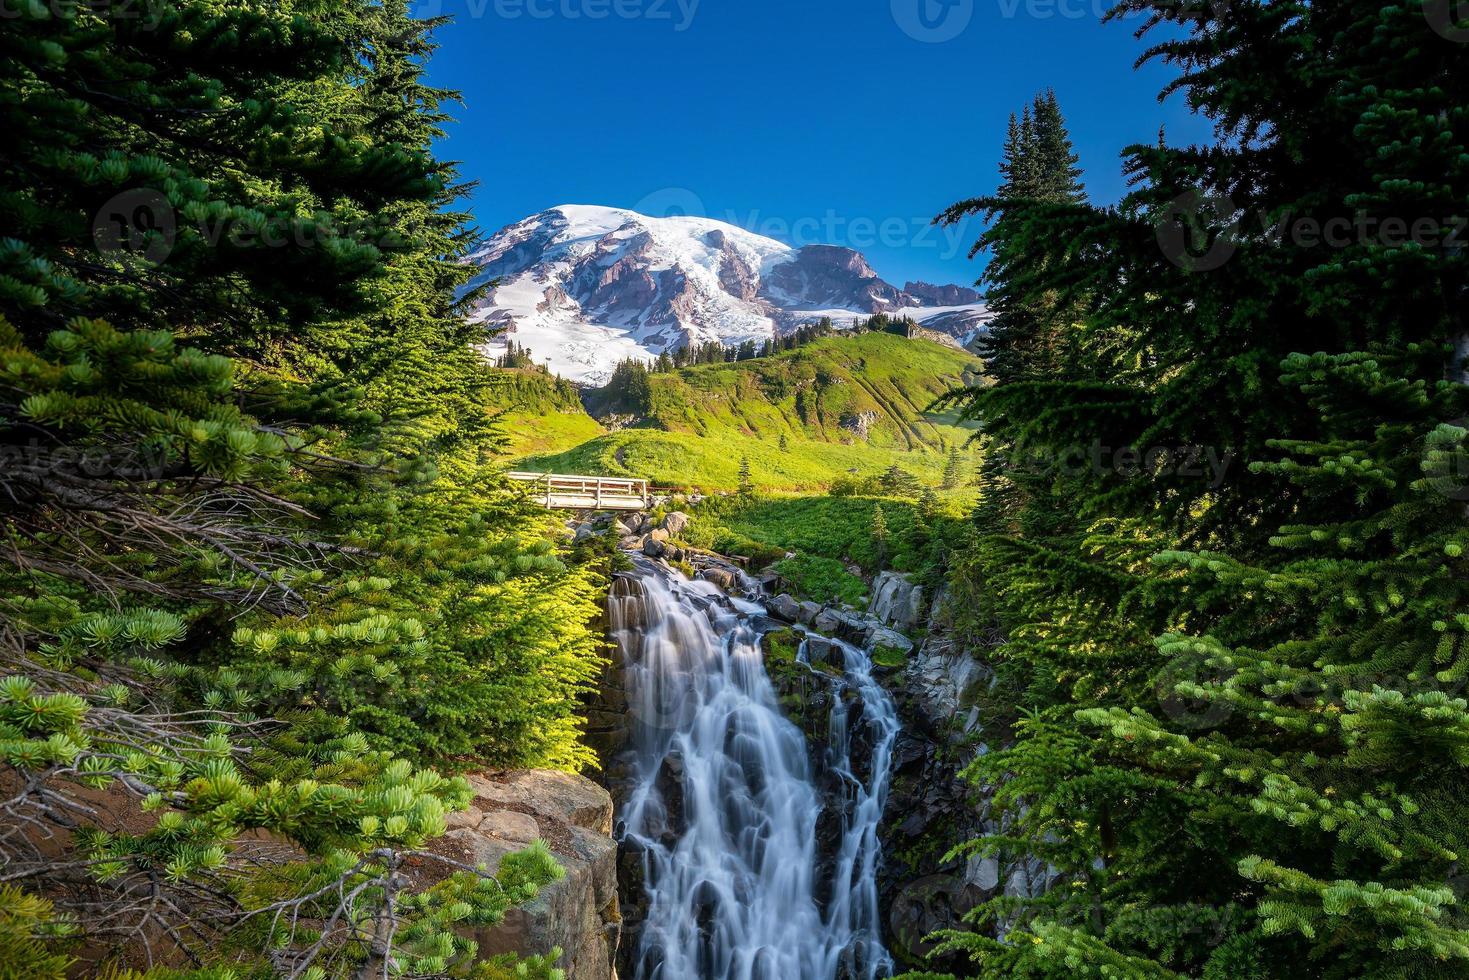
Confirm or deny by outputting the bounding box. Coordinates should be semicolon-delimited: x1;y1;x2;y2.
814;608;872;645
642;537;667;559
804;634;841;669
697;567;739;592
653;753;686;839
769;594;802;622
797;600;822;625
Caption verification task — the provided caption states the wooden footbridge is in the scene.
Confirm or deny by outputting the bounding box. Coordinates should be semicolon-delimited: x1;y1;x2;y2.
507;472;653;511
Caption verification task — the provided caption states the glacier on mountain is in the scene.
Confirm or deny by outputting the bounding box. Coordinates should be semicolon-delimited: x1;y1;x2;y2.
464;205;988;384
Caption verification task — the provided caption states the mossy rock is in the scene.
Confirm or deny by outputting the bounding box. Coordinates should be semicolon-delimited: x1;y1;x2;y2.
872;644;909;669
762;628;801;664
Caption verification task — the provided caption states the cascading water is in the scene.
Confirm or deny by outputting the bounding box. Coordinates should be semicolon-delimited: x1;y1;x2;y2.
607;558;899;980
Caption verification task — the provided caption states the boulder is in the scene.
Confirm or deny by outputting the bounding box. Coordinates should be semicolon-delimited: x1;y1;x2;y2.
647;528;671;544
659;511;690;537
804;634;842;669
870;572;925;632
814;607;872;645
769;594;802;622
642;537;667;559
797;601;822;626
867;626;915;658
697;567;739;592
425;771;619;980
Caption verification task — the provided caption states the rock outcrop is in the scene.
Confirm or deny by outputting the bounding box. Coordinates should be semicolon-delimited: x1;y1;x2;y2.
426;771;621;980
870;571;925;633
839;409;881;440
877;593;1056;970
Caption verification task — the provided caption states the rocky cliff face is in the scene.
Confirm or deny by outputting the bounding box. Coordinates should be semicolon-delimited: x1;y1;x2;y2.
757;571;1054;971
879;591;1056;969
426;770;621;980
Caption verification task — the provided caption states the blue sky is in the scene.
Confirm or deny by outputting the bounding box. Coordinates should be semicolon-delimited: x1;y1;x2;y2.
423;0;1213;289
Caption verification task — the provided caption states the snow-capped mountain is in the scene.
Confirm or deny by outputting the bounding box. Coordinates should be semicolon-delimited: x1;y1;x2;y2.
464;205;989;384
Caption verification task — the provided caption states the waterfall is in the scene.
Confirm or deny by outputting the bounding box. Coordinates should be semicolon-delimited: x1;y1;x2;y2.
607;558;898;980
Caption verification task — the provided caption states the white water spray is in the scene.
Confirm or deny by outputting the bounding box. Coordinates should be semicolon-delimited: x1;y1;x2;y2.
608;560;898;980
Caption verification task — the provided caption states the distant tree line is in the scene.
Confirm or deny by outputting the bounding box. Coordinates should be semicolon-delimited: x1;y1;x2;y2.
639;313;923;376
494;339;545;370
596;313;927;417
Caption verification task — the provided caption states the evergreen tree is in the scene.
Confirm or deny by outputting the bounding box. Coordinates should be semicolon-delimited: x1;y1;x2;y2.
1031;89;1086;204
998;108;1040;200
738;455;755;495
932;1;1469;978
871;504;890;572
881;464;923;498
0;1;599;971
604;358;654;415
942;446;968;489
940;90;1088;386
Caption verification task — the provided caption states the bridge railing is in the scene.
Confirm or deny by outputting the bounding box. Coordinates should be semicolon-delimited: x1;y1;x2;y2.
506;472;651;510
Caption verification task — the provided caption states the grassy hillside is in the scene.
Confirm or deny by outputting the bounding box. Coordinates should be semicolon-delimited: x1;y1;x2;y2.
485;367;606;457
517;333;982;491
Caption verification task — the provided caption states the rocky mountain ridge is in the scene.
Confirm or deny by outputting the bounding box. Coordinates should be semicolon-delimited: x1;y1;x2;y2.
464;205;990;383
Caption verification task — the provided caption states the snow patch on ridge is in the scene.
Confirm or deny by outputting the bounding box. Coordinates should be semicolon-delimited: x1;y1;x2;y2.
465;205;988;384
